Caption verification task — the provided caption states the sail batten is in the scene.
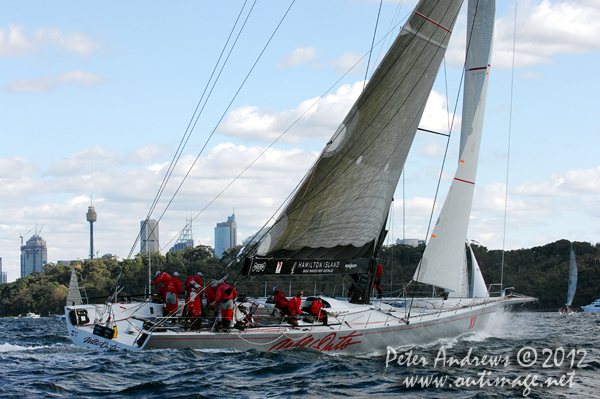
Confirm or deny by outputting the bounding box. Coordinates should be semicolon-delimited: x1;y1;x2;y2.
251;0;464;268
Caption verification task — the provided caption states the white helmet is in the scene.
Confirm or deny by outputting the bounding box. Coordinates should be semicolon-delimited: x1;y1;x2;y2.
197;272;203;276
155;271;161;277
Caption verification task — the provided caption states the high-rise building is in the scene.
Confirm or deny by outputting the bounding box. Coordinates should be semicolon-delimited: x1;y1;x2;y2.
21;234;47;277
214;213;237;258
0;257;7;284
140;219;159;253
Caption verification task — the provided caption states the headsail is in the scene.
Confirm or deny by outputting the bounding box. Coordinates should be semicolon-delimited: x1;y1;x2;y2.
469;244;488;297
413;0;495;292
566;245;577;307
245;0;464;277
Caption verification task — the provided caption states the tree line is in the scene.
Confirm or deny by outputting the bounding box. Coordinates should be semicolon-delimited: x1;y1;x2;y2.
0;239;597;317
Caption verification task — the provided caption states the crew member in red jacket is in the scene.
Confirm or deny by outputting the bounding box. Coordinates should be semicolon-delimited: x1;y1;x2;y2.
373;263;383;298
203;280;217;326
273;286;288;312
152;271;170;314
212;279;237;331
184;272;203;316
187;283;202;328
165;272;183;316
283;291;304;327
309;295;328;325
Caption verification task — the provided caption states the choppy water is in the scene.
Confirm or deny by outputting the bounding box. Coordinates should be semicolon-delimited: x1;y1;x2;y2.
0;312;598;398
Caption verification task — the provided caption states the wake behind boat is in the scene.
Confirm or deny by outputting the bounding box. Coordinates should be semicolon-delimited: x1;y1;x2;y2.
66;0;536;353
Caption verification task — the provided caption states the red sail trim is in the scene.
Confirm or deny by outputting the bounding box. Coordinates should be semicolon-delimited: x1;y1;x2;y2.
454;177;475;185
415;12;452;33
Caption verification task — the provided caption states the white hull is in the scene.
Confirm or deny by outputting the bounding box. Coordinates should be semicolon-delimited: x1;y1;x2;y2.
581;300;600;313
65;295;535;354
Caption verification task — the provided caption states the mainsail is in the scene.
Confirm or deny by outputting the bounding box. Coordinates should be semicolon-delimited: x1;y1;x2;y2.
566;245;577;307
413;0;495;292
66;265;83;306
245;0;464;277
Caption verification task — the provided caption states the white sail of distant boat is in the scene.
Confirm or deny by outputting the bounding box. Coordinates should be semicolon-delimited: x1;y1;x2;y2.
66;265;82;306
413;0;494;296
566;245;577;307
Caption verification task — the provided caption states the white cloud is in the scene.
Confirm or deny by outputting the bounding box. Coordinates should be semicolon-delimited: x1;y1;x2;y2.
513;167;600;196
218;81;364;143
1;70;106;92
0;24;101;57
331;52;364;74
278;46;318;68
444;0;600;69
495;0;600;68
0;143;320;279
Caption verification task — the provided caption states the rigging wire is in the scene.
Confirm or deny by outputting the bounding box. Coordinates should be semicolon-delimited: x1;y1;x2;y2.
501;0;519;289
129;0;255;258
364;0;383;89
132;0;296;257
165;15;411;257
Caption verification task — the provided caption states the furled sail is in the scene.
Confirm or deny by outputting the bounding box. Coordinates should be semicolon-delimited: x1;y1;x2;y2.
245;0;464;276
566;246;577;307
413;0;495;292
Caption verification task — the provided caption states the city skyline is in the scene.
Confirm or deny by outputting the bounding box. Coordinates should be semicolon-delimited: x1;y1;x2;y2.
1;1;599;282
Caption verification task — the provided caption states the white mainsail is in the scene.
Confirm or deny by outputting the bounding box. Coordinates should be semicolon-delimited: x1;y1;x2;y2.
566;245;577;307
413;0;495;292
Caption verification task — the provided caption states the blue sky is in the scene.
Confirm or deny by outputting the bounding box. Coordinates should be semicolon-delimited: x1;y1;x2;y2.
1;0;599;282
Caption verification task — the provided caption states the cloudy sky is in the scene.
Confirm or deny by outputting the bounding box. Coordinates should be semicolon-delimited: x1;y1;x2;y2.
1;0;599;282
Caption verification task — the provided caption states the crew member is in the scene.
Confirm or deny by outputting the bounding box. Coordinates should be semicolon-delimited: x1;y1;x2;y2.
204;280;218;326
187;284;202;328
310;295;328;325
212;279;238;331
373;263;383;298
184;272;203;316
152;271;170;311
273;286;288;312
165;271;183;316
283;291;304;327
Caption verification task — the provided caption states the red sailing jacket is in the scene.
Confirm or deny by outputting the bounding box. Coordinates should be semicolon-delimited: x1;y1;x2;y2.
166;276;183;295
286;296;303;316
215;284;237;302
274;289;288;309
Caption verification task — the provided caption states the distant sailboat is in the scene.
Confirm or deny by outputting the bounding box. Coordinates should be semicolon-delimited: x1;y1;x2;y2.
66;265;83;306
559;245;577;314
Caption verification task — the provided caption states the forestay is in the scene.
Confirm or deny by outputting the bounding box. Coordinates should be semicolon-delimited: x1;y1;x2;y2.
245;0;464;276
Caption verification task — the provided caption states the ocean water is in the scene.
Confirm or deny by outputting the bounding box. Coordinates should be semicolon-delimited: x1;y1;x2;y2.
0;312;598;398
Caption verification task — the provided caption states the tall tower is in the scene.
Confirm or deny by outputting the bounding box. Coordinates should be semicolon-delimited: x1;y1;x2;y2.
86;204;97;260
